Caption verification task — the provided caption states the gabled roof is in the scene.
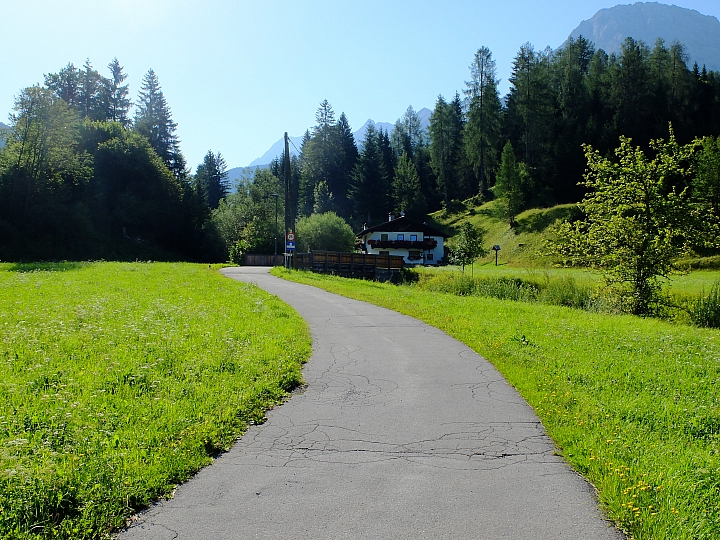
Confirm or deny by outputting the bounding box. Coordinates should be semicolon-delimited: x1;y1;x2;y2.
357;216;449;238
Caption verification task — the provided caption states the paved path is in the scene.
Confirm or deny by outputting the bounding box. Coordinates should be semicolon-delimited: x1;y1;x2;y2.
119;267;623;539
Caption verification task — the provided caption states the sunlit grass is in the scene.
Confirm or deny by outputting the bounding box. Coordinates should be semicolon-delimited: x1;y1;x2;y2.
0;262;310;539
273;267;720;540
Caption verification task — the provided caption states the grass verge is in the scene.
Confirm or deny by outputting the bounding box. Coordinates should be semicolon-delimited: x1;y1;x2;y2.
0;262;311;539
273;267;720;540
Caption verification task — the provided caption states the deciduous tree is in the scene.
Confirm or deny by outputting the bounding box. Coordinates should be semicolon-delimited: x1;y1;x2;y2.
295;211;356;252
449;221;487;272
550;129;698;315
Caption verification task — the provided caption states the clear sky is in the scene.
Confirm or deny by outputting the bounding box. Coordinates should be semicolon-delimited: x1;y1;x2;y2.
3;0;720;169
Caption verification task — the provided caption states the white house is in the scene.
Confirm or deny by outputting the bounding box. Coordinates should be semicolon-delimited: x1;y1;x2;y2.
357;215;448;265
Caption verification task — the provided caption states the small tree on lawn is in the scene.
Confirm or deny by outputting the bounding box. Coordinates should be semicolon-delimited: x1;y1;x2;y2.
450;222;487;273
549;129;698;315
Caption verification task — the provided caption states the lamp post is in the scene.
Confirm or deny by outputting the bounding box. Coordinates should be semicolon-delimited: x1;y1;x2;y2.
268;193;279;255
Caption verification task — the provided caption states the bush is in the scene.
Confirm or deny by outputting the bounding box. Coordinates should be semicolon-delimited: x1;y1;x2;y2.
538;276;593;309
295;212;356;252
690;281;720;328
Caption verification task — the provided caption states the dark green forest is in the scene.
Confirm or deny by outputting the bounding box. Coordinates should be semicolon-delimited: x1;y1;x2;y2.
3;36;720;261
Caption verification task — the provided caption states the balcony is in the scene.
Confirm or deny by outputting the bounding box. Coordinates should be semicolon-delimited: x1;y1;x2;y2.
367;238;438;250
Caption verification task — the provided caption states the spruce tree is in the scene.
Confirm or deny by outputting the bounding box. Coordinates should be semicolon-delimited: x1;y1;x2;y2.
195;150;229;210
104;58;131;126
44;63;80;110
77;59;105;121
494;141;529;225
350;124;389;224
134;69;185;177
429;94;464;209
392;151;425;219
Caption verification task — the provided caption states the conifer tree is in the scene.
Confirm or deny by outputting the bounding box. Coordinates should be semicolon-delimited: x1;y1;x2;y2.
195;150;229;210
392;151;425;219
494;141;530;225
350;124;389;224
77;59;104;120
44;63;80;110
134;69;185;177
334;112;359;216
429;95;464;209
464;46;502;194
104;58;131;126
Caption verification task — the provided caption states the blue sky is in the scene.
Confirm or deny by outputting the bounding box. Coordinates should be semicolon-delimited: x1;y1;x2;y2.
3;0;720;169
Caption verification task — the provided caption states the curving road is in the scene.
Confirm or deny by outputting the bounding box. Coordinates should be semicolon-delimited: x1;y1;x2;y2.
118;266;623;539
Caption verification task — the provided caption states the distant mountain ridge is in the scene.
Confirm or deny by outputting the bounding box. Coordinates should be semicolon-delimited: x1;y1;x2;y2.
0;122;8;149
569;2;720;71
242;107;432;170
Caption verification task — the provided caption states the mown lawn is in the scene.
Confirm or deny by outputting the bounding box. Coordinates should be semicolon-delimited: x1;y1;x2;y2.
273;267;720;540
0;262;311;539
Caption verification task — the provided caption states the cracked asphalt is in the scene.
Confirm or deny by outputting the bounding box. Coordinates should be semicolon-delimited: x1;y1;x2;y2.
117;266;624;539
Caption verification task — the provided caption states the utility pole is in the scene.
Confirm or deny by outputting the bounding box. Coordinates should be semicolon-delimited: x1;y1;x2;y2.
284;133;291;235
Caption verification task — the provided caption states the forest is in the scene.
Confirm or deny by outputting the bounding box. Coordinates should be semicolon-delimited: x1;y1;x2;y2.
3;35;720;261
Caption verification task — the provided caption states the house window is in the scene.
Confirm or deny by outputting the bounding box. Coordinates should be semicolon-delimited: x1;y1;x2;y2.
426;253;434;261
397;234;404;241
410;234;418;241
379;251;390;255
381;234;388;241
408;251;422;261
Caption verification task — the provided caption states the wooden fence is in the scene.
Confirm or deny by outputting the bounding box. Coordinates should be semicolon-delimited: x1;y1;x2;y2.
244;254;285;266
293;251;404;281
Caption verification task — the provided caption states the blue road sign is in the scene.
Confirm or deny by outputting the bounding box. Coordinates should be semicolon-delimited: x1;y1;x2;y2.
286;241;296;251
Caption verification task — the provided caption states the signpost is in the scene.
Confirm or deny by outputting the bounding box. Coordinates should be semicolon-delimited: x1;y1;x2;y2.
285;231;295;269
491;245;501;266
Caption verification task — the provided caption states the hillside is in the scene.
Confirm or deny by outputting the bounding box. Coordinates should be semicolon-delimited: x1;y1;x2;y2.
428;200;582;267
569;2;720;71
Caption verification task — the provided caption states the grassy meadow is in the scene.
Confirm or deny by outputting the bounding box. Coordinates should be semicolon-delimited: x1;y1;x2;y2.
0;262;311;539
273;266;720;540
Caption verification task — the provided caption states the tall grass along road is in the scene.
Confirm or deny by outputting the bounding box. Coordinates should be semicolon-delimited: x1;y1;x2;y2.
0;262;310;539
274;267;720;540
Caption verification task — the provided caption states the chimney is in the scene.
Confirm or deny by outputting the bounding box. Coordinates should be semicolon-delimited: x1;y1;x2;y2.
388;213;395;221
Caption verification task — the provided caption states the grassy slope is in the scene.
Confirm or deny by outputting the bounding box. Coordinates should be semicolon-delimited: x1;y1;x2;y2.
428;199;720;296
273;267;720;540
0;262;311;539
427;199;583;266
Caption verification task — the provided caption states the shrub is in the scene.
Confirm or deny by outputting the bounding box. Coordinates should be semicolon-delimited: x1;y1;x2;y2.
690;281;720;328
295;212;356;252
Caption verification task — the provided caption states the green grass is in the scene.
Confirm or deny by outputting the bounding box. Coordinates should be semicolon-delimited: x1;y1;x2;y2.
0;262;311;539
273;267;720;540
416;264;720;325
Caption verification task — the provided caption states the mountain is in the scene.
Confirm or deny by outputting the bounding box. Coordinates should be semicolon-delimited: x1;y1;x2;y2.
226;165;265;187
243;107;432;168
353;118;396;146
247;135;304;168
569;2;720;71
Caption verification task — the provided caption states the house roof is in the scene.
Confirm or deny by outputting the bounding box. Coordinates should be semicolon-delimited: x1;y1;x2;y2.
357;216;449;238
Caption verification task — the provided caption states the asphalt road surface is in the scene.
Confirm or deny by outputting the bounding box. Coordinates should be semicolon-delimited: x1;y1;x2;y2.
118;266;623;539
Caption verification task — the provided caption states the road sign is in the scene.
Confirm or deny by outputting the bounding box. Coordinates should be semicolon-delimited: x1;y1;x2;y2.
286;241;296;251
286;232;295;242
